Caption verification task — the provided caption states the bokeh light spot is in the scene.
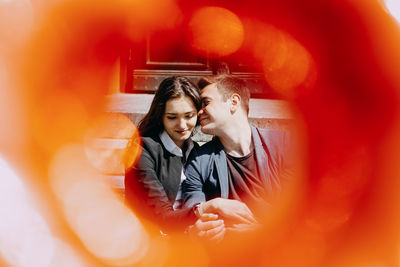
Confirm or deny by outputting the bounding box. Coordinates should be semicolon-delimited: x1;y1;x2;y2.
385;0;400;23
84;113;141;174
246;21;315;98
0;156;86;266
49;144;149;265
189;6;244;57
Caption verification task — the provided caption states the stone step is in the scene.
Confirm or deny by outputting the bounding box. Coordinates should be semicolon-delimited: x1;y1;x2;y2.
105;93;293;142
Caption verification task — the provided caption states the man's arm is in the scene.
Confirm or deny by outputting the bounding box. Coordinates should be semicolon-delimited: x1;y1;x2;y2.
182;153;207;208
200;198;257;225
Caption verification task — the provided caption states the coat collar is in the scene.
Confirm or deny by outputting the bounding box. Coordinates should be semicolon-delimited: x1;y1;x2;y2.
159;130;194;159
214;125;269;199
251;125;270;189
212;138;229;198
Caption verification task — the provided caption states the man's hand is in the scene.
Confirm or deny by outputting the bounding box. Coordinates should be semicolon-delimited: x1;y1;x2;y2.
187;199;258;242
187;213;225;243
201;198;257;225
226;222;261;234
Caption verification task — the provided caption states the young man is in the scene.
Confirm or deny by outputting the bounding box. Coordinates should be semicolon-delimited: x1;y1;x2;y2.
182;75;293;240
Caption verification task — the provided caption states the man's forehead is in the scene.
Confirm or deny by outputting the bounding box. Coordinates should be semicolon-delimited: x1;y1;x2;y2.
201;83;220;98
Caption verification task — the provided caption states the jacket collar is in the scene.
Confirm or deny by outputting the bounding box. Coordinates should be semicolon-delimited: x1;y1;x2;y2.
212;138;229;198
251;125;270;188
159;130;194;159
214;125;269;199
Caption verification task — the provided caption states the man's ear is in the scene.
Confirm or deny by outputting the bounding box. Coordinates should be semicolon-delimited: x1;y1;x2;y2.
230;93;241;113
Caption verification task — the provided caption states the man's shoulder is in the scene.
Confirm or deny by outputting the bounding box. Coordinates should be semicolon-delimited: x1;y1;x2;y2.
254;126;288;140
195;138;222;154
252;126;292;153
188;138;222;163
255;126;287;136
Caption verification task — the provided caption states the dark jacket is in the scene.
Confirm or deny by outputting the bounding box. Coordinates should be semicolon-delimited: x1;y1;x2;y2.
125;135;198;231
182;126;293;209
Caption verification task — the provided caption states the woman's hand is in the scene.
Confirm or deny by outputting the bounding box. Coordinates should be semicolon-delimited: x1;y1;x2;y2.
187;213;225;243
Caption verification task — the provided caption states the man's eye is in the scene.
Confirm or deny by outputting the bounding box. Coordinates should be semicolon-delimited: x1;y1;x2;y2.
202;101;210;107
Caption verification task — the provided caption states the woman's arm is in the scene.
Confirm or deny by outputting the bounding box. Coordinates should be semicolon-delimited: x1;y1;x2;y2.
125;144;196;231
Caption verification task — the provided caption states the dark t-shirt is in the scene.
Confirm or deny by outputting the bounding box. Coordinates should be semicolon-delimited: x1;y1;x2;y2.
226;149;266;209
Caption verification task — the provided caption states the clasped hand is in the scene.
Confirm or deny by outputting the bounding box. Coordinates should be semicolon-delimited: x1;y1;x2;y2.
187;198;259;242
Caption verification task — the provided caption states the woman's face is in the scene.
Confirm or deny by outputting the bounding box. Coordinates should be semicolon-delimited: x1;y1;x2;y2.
163;95;198;148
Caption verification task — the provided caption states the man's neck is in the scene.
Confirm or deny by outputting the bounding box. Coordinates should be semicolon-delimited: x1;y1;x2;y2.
218;121;253;157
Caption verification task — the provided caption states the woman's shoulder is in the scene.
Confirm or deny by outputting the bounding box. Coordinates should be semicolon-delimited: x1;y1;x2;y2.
140;135;159;145
132;136;166;166
139;135;164;151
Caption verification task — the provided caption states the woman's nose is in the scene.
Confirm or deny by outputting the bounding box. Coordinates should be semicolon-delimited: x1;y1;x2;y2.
177;118;186;128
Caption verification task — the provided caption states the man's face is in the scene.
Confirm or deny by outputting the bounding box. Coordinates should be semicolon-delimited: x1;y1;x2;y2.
198;83;231;135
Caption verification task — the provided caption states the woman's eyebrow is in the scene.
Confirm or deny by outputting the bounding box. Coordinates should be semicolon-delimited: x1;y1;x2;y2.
164;110;196;115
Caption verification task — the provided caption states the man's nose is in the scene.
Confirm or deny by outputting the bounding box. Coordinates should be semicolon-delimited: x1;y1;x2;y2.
198;109;204;116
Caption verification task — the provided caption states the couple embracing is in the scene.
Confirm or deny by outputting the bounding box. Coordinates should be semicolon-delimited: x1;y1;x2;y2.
125;75;294;242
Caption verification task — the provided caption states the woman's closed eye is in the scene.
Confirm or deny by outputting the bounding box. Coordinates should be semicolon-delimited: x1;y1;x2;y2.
166;112;195;120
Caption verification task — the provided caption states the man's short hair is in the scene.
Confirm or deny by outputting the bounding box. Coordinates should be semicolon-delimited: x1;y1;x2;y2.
198;75;250;114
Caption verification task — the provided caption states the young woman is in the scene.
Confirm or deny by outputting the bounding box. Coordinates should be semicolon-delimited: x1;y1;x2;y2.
125;76;201;232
